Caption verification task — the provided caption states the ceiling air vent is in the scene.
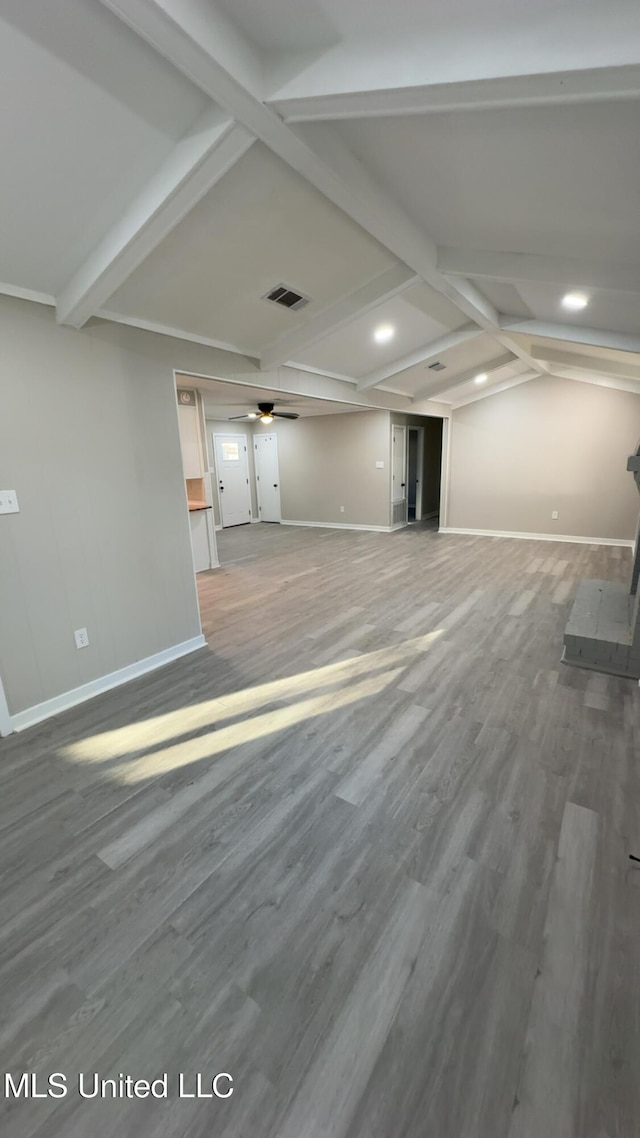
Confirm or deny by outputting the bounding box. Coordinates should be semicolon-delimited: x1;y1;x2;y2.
263;283;311;312
427;361;446;372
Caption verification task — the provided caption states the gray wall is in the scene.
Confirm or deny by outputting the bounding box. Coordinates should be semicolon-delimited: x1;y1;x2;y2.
253;410;392;528
448;375;640;540
0;294;461;723
0;297;201;716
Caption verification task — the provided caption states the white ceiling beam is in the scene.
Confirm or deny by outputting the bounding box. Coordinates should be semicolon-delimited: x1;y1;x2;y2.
0;282;55;308
260;264;419;371
547;369;640;396
96;0;545;379
97;2;444;277
412;352;516;402
57;111;254;328
438;247;640;295
451;373;538;409
272;64;640;123
356;325;482;392
432;269;547;376
500;317;640;356
530;345;640;382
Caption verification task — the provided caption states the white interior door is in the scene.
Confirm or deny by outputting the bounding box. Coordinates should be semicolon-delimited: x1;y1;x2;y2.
214;433;252;527
391;425;407;526
254;434;282;523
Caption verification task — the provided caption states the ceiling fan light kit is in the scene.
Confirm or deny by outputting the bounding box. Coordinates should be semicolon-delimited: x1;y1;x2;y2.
229;401;300;423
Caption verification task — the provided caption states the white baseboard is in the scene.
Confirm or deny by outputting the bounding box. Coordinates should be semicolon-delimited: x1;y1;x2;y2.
281;519;394;533
7;635;207;735
439;526;634;548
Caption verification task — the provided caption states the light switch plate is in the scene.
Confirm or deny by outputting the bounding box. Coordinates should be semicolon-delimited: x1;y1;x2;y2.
0;490;19;514
375;460;385;469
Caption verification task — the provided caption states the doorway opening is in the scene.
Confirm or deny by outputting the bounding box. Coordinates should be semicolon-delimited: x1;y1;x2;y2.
406;426;424;523
394;416;445;529
421;416;444;527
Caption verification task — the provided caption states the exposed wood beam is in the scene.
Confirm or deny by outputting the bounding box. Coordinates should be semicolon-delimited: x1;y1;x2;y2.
438;247;640;295
500;317;640;356
451;373;537;409
547;369;640;396
97;308;260;358
357;325;482;392
412;352;516;402
260;265;419;371
0;283;55;308
98;3;444;280
531;345;640;382
57;111;255;328
270;64;640;123
96;0;545;380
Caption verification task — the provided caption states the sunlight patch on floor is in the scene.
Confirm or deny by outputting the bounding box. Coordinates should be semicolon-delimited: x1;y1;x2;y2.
61;631;445;781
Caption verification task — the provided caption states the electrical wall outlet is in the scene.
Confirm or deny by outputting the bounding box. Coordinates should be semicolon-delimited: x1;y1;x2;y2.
74;628;89;649
552;510;559;520
0;490;19;514
340;505;345;513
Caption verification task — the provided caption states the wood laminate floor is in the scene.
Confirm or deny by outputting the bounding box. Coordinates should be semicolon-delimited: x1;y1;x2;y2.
1;522;639;1138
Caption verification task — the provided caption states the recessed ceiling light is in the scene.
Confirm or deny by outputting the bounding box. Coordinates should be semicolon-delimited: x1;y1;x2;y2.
474;373;488;385
562;291;589;311
373;323;395;344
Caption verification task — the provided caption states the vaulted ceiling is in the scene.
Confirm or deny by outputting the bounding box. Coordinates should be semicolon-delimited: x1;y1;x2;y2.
3;0;640;409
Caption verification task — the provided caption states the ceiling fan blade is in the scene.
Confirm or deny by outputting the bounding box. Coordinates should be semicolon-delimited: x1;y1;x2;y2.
228;414;254;420
273;411;300;420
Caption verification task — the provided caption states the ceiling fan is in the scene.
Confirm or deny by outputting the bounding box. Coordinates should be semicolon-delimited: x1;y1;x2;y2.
229;401;299;424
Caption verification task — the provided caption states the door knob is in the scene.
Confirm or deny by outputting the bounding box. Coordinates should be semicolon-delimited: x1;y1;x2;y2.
273;483;278;488
401;482;406;487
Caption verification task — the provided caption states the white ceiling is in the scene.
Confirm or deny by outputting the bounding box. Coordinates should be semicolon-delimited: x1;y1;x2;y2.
395;334;516;400
0;1;207;293
3;0;640;411
328;102;640;265
487;281;640;338
107;142;397;351
218;0;640;72
294;287;465;378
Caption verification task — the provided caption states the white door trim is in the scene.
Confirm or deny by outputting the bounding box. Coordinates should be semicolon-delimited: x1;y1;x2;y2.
439;417;451;528
172;372;205;634
0;672;12;737
391;423;408;528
